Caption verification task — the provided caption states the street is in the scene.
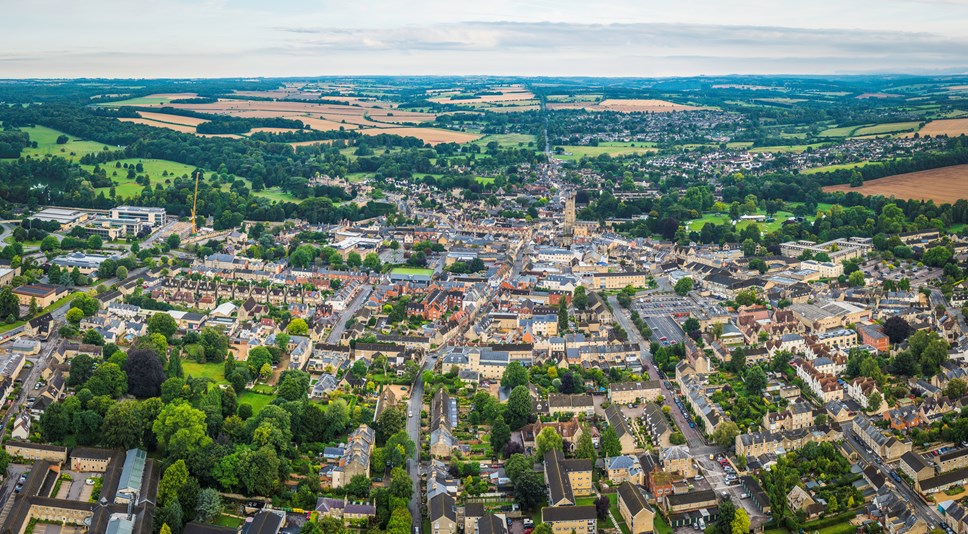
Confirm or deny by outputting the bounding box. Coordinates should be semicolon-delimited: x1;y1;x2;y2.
326;285;372;345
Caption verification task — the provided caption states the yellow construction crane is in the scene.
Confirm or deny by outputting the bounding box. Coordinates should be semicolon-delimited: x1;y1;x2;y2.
190;170;201;235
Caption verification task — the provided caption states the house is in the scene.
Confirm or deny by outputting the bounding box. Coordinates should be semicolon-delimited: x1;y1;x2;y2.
12;284;68;307
331;425;375;489
617;481;655;534
541;505;597;534
11;414;31;440
935;448;968;473
429;493;457;534
787;486;824;520
70;447;113;472
605;455;644;485
945;502;968;534
604;404;638;454
547;394;594;417
477;514;509;534
544;449;593;506
900;451;934;482
246;510;285;534
661;445;697;478
643;403;673;448
609;381;662;405
4;441;67;463
430;389;458;458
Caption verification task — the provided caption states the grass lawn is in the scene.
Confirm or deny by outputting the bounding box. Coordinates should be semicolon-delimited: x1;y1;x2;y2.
3;125;112;162
238;391;277;414
473;133;537;147
475;176;495;185
555;142;657;160
763;528;790;534
252;186;298;203
391;267;434;277
606;493;631;534
214;515;243;528
182;361;227;384
84;158;198;197
98;95;182;107
853;121;921;136
654;514;674;534
819;125;862;137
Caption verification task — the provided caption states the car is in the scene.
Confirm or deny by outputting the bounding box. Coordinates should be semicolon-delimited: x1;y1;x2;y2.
408;410;413;417
689;421;695;428
721;491;730;499
741;493;750;499
694;475;703;481
866;448;874;455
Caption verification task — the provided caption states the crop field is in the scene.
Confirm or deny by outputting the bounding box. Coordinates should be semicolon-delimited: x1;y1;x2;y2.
7;125;112;161
362;127;481;145
852;121;921;136
137;112;208;127
824;164;968;203
118;117;199;134
909;118;968;137
801;161;876;174
429;86;534;105
548;98;703;113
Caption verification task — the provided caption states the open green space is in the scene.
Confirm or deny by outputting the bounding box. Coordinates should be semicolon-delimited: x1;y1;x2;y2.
853;121;921;136
801;161;876;174
251;187;298;203
686;204;833;234
555;142;658;160
391;267;434;277
182;361;227;384
214;515;244;528
238;391;277;414
84;158;198;197
473;133;537;147
98;95;182;107
4;125;112;162
475;176;496;185
748;143;827;154
654;513;674;534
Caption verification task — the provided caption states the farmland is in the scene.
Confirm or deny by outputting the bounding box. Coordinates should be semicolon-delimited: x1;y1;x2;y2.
555;142;657;160
99;93;198;107
911;118;968;137
547;98;703;112
824;164;968;203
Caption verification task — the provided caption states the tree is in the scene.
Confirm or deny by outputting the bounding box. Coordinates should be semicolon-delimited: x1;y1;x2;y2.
385;432;416;468
711;421;740;447
200;327;229;362
575;428;596;463
84;362;127;397
115;265;128;280
148;313;179;339
194;488;222;523
670;432;686;445
71;293;100;316
883;316;913;344
276;370;310;402
745;367;767;396
363;252;381;272
159;460;190;506
67;353;96;387
82;329;104;346
40;235;59;252
558;298;569;332
573;286;588;310
345;474;372;500
156;501;183;534
377;405;407;443
66;307;84;326
945;378;968;399
594;495;610;519
102;400;145;449
0;287;19;321
387;508;412;534
286;318;308;335
730;348;746;373
124;349;167;398
491;416;511;457
601;426;622;458
672;277;692;296
513;469;546;511
501;361;528;389
732;507;750;534
152;402;213;460
535;426;564;457
506;385;533;430
867;391;883;412
848;270;866;287
923;246;953;268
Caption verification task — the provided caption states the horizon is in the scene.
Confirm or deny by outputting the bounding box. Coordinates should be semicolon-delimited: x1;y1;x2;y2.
3;0;968;78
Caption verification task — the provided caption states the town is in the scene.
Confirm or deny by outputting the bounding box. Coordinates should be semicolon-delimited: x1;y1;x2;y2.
0;74;965;534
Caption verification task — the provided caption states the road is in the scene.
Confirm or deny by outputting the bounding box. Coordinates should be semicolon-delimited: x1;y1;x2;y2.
608;296;709;447
325;285;372;345
843;435;943;529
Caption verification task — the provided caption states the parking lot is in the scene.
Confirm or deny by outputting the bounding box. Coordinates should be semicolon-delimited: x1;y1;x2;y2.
644;316;685;345
634;295;703;317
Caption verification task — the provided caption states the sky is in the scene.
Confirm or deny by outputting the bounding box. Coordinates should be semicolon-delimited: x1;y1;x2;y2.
2;0;968;78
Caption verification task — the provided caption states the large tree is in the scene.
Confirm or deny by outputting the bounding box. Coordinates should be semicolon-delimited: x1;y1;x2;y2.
153;402;213;460
601;426;622;458
505;385;533;430
124;349;167;398
491;416;511;457
67;353;96;387
535;426;564;458
102;400;145;449
148;312;178;339
501;361;528;389
882;316;913;344
711;421;740;448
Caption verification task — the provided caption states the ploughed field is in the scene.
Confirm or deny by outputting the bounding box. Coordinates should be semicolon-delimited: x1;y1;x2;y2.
823;164;968;204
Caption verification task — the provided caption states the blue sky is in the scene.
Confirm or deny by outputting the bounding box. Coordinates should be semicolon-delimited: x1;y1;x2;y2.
1;0;967;77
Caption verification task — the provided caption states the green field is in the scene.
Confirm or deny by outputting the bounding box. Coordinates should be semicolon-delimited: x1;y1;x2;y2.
4;125;112;161
84;158;198;197
182;362;227;384
98;95;181;107
473;133;537;147
801;161;876;174
475;176;496;185
238;391;277;414
251;187;298;203
391;267;434;277
555;142;657;160
853;121;921;136
686;206;828;233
